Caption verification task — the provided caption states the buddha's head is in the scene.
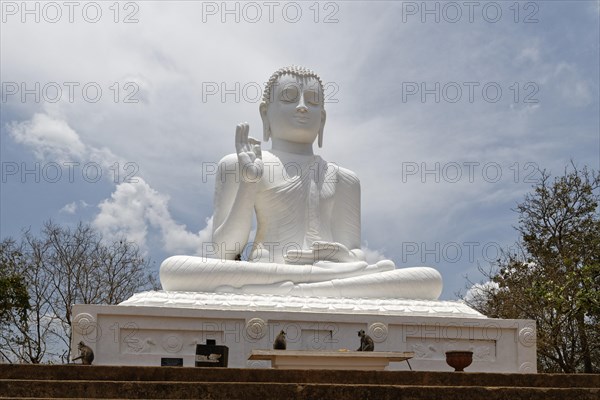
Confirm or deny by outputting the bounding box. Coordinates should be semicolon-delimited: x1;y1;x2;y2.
260;66;327;148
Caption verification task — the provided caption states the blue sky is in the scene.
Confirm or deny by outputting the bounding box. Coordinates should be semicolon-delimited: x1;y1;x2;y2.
1;1;599;300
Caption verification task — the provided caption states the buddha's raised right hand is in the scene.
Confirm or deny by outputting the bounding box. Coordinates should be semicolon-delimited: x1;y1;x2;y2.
235;122;263;183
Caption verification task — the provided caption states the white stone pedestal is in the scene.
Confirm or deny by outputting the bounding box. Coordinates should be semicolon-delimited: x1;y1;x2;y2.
71;291;536;372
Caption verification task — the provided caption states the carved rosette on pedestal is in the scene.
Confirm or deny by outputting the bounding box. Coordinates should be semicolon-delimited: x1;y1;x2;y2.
518;325;536;347
519;362;535;373
245;318;267;340
161;334;184;353
72;313;99;342
368;322;388;343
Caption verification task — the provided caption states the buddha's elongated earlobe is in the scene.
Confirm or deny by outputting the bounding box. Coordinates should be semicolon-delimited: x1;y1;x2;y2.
318;109;326;148
259;102;271;142
318;128;323;148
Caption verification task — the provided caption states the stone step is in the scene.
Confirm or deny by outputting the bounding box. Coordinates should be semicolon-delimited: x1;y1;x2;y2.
1;364;598;388
1;364;598;400
1;379;598;400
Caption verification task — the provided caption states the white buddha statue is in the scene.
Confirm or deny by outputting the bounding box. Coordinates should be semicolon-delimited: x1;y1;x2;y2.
160;66;443;299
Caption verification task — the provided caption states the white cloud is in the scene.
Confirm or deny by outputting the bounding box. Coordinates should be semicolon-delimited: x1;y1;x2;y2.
554;63;593;107
464;281;500;310
516;45;541;65
7;105;212;255
92;178;212;255
59;200;90;215
361;243;389;265
8;111;86;161
7;105;120;169
59;201;78;214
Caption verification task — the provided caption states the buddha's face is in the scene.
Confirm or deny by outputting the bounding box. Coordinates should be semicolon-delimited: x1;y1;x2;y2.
262;73;326;145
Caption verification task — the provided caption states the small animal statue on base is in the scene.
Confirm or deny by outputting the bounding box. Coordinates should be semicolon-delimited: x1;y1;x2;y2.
72;341;95;365
357;330;374;352
273;330;287;350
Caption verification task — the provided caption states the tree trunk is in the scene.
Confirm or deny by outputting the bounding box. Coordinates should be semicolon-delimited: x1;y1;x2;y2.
576;312;593;373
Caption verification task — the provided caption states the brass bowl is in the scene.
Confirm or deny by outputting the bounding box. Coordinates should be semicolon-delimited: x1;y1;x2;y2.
445;351;473;372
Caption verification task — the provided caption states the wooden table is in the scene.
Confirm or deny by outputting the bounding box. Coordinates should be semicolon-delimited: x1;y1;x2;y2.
248;350;414;370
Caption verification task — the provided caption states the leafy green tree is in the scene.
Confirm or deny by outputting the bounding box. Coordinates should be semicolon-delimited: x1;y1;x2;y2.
0;241;29;326
465;163;600;373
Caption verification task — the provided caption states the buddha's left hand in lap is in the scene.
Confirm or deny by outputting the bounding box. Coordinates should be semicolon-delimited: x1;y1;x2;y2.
283;241;366;265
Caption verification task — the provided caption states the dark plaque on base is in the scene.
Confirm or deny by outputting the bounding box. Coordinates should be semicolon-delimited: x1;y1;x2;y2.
161;357;183;367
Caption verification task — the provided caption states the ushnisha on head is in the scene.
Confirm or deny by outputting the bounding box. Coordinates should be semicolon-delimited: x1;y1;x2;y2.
260;66;327;149
262;66;324;105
